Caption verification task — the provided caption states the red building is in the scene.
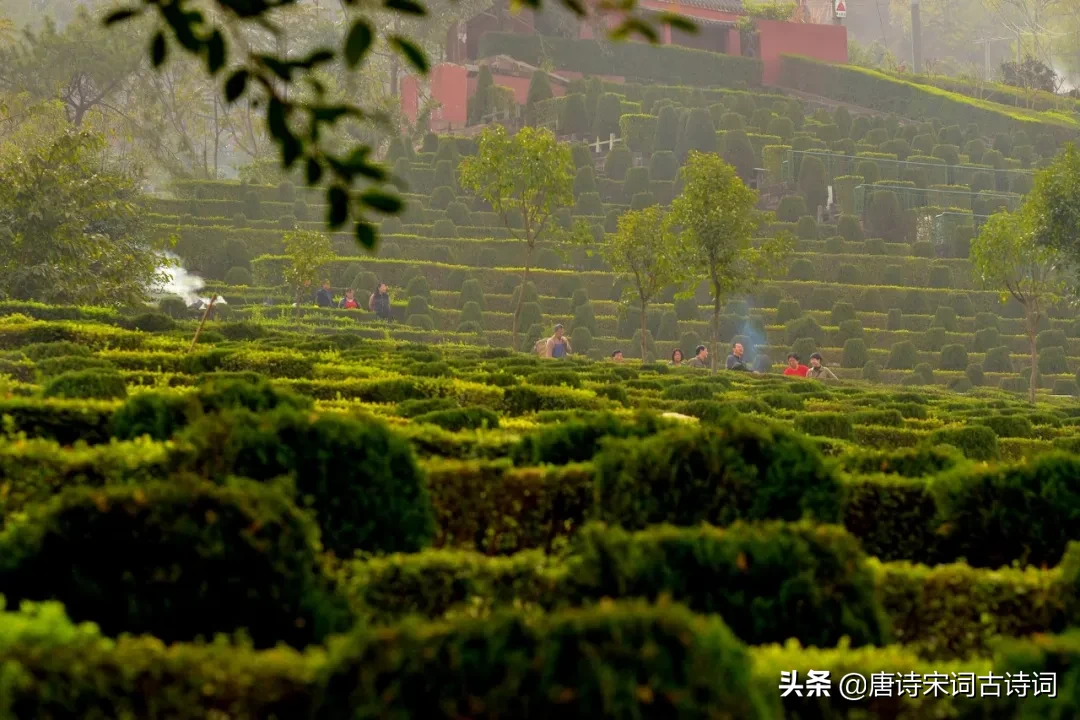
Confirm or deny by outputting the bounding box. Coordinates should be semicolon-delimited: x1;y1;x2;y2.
402;0;847;131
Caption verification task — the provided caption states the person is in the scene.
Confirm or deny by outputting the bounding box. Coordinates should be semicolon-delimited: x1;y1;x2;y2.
686;345;709;369
611;350;624;362
538;324;571;359
339;288;359;309
726;342;748;371
315;280;334;308
671;348;683;366
783;353;809;377
807;352;839;382
369;282;391;320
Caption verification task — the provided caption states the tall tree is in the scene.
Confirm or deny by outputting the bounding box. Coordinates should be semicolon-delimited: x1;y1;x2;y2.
282;229;335;316
0;9;143;127
971;208;1066;403
0;122;167;305
602;204;682;361
671;151;792;372
459;125;573;350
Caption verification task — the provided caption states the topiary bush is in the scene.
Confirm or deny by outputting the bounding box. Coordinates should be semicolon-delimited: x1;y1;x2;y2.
775;195;808;223
784;315;825;345
413;407;500;432
562;522;887;649
837;319;863;344
982;346;1014;373
928;425;1000;461
407;314;435;330
224;267;253;286
887;308;903;331
42;370;127;400
0;479;352;649
787;257;813;281
1039;346;1069;375
796;216;818;240
593;418;843;530
862;360;882;381
830;302;856;325
837;214;863;241
459;278;486;310
887;341;918;370
932;306;958;332
795;412;853;440
974;327;1000;353
928;264;952;288
842;338;869;368
939;344;968;371
181;408;434;556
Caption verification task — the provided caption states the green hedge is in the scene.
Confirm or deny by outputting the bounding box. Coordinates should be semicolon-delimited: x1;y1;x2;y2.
778;55;1079;143
477;33;763;88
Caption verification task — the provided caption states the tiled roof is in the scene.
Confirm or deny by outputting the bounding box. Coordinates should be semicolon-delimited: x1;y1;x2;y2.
652;0;744;13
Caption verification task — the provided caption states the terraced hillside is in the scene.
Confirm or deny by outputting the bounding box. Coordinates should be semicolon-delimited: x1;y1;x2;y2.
147;63;1080;397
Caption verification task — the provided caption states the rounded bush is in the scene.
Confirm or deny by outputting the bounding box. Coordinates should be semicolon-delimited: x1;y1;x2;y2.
570;326;593;354
459;278;486;310
446;201;471;225
594;418;843;530
432;218;457;238
1039;346;1069;375
224;266;253;286
837;319;863;344
413;406;500;431
982;346;1014;373
887;341;918;370
1037;328;1067;351
830;302;856;325
939;344;968;371
796;216;818;240
563;523;886;650
459;301;484;327
921;326;947;352
0;479;351;648
837;214;863;241
784;315;825;345
405;275;431;299
775;298;801;324
974;327;1000;353
430;186;456;210
787;258;813;281
407;314;435;330
865;237;886;255
965;364;985;387
43;370;127;400
125;312;177;333
1052;378;1079;396
932;306;958;332
862;360;882;381
406;296;430;316
776;196;808;223
929;425;999;461
182;408;434;556
571;301;598;336
519;302;544;334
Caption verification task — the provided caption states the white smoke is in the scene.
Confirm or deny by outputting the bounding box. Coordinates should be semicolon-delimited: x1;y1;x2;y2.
155;252;227;308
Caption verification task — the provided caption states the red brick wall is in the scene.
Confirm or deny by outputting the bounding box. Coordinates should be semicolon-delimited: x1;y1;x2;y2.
755;19;847;84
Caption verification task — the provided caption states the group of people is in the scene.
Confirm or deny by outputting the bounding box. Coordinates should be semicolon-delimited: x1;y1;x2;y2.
314;280;392;320
540;325;839;382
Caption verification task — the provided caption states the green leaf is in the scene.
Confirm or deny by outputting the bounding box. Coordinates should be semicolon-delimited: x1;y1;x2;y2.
267;97;289;140
282;135;303;168
384;0;427;15
302;49;336;68
355;222;377;249
344;21;373;68
306;157;323;185
389;36;429;74
104;7;141;25
205;30;227;74
150;32;168;68
328;186;349;229
224;70;248;103
360;190;403;214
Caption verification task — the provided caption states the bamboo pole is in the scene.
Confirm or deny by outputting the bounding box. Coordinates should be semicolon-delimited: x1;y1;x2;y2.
188;295;218;352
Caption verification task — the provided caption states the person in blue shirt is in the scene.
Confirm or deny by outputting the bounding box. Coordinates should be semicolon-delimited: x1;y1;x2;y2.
541;324;571;358
315;280;334;308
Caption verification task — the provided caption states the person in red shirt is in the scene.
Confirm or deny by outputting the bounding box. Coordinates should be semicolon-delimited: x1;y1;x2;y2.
783;353;809;377
339;288;360;309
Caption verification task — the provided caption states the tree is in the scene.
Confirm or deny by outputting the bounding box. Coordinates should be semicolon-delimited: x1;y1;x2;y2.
0;124;166;306
0;10;143;127
671;152;792;372
459;125;574;350
971;208;1066;403
602;205;683;361
282;229;335;316
525;70;553;125
1026;144;1080;269
468;64;494;125
1000;55;1058;92
105;0;686;247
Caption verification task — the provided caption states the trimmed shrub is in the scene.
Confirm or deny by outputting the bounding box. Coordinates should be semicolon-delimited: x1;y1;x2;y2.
413;407;500;432
563;522;887;649
323;602;769;719
929;425;1000;461
966;364;985;387
181;408;434;556
982;346;1014;373
842;338;869;368
593;418;843;530
862;360;882;381
887;308;903;331
605;145;632;181
933;453;1080;567
932;305;957;332
459;278;486;310
43;370;127;400
432;219;457;238
974;327;1001;352
795;413;853;440
648;150;678;181
928;264;952;288
1039;346;1068;375
830;302;856;325
787;257;813;281
0;479;351;648
1037;328;1067;350
921;326;947;352
837;214;863;241
224;267;253;286
887;341;918;370
776;195;808;223
796;215;818;240
837;319;863;344
775;298;802;324
784;315;825;345
939;344;968;371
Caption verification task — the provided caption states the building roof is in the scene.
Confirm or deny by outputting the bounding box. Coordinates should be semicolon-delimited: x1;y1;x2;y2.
650;0;744;14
